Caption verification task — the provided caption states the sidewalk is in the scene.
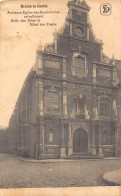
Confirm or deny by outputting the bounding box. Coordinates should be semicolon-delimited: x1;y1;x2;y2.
103;170;120;186
15;156;75;163
13;154;119;163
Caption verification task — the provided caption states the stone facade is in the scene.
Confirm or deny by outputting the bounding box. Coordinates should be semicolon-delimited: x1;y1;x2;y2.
0;129;8;153
7;0;120;159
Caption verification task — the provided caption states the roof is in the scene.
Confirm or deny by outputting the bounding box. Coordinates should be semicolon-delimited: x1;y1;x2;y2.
68;0;90;10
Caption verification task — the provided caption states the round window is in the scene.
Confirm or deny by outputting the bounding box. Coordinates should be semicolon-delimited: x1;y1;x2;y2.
74;26;84;38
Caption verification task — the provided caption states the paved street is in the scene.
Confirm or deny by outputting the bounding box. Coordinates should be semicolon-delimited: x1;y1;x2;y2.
0;154;120;188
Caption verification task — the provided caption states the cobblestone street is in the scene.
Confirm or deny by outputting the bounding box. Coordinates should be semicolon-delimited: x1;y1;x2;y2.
0;154;120;188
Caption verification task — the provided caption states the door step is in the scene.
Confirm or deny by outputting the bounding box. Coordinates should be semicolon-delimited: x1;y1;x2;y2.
69;153;103;159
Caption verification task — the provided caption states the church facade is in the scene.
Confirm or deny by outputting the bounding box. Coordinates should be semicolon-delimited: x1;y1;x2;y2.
8;0;120;159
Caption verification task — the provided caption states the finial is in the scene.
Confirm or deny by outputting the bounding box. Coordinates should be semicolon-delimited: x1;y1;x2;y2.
38;44;42;51
112;54;115;59
81;0;90;10
76;0;81;5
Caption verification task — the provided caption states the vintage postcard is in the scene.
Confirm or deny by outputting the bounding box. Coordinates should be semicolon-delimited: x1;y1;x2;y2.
0;0;121;195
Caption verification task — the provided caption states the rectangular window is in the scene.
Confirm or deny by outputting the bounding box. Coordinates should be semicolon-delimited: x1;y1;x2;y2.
99;98;110;117
73;57;85;77
45;92;59;114
100;103;110;116
101;130;114;145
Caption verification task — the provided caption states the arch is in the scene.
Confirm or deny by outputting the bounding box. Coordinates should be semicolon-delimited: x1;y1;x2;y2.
73;128;88;153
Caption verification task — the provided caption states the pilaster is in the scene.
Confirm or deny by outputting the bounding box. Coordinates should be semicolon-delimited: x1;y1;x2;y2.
34;53;44;75
113;66;117;86
115;125;120;156
93;63;97;83
38;80;44;116
68;124;73;156
60;123;66;158
63;82;67;116
62;57;67;79
90;125;96;155
98;126;103;156
38;119;45;159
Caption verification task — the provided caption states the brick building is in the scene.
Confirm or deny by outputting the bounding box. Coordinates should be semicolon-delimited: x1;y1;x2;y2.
0;129;8;153
8;0;120;159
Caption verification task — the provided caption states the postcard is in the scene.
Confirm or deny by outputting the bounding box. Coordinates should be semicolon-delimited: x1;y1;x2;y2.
0;0;120;195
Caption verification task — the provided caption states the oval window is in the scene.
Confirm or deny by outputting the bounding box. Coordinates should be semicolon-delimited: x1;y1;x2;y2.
74;27;84;38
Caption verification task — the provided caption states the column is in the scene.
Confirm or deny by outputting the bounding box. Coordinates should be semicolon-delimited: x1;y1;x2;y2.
98;126;103;156
63;82;67;116
93;63;97;83
100;41;103;62
113;99;117;118
35;118;39;159
113;66;117;86
54;35;58;53
60;123;66;158
34;53;43;74
90;125;96;155
38;80;44;116
38;121;45;159
115;125;119;156
87;26;89;40
63;94;67;115
62;57;67;79
70;24;73;36
68;124;73;156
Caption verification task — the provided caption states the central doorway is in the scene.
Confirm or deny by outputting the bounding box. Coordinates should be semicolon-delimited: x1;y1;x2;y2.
73;129;88;153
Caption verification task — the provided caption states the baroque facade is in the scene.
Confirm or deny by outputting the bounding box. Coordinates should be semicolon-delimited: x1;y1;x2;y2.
8;0;121;159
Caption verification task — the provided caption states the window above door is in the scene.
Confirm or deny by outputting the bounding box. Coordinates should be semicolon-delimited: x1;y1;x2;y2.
72;53;88;78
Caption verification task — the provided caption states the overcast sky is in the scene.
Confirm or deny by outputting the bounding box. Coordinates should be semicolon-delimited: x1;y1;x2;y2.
0;0;121;128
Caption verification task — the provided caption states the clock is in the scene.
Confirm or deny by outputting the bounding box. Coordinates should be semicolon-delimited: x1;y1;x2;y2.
74;26;84;38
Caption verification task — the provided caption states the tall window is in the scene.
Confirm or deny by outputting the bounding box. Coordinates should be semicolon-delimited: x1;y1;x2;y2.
101;129;115;145
45;92;59;114
48;133;54;143
99;97;111;117
73;55;85;78
76;96;85;116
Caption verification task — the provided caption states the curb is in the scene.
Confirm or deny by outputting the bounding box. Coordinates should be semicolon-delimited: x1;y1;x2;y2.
10;154;75;164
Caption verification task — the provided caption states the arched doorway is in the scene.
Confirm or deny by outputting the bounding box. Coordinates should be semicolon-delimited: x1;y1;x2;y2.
73;129;88;153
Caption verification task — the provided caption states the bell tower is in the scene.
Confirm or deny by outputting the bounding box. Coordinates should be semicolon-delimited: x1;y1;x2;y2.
67;0;90;40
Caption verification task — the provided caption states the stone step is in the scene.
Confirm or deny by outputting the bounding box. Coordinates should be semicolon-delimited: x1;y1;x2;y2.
69;153;103;159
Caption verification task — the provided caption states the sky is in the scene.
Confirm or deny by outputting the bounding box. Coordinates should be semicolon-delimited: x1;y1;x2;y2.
0;0;121;128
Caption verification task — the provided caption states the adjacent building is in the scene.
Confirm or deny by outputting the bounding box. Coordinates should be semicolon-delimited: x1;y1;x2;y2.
7;0;120;159
0;129;8;153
